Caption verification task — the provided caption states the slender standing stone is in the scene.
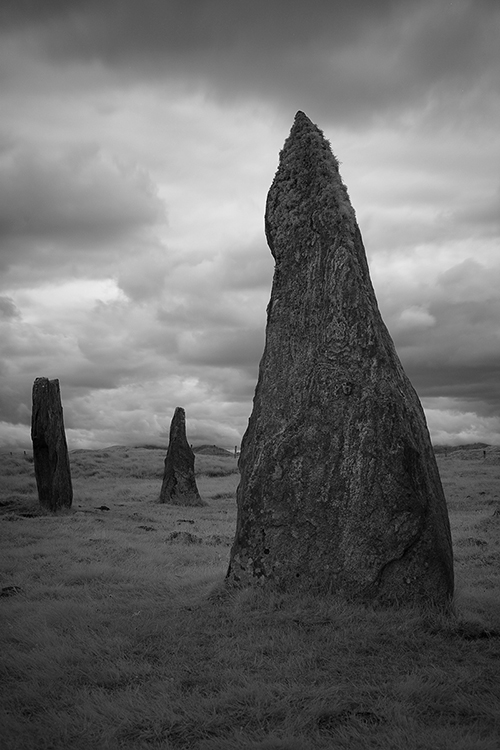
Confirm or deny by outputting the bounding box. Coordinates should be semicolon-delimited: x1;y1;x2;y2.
31;378;73;511
159;407;205;506
227;112;454;606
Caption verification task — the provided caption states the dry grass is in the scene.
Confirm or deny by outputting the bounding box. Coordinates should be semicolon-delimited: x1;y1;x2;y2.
1;445;499;749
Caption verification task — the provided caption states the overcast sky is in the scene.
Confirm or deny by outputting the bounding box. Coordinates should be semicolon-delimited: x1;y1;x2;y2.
1;0;499;450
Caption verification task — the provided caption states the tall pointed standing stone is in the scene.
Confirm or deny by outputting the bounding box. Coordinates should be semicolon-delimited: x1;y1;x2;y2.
159;407;205;506
31;378;73;512
226;112;454;606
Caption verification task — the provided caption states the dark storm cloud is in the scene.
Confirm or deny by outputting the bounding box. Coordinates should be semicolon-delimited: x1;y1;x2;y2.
0;140;165;285
4;0;499;125
0;297;19;319
386;258;500;418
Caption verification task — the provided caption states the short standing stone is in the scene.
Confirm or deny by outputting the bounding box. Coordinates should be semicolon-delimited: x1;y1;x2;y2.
159;407;205;506
226;111;454;606
31;378;73;511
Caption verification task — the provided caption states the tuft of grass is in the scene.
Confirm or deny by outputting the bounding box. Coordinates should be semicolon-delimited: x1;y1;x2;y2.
195;454;239;478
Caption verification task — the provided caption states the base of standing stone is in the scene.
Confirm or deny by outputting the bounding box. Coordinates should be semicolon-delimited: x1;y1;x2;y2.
160;474;207;507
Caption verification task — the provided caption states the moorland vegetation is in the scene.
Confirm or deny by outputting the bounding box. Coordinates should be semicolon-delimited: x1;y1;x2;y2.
1;445;499;749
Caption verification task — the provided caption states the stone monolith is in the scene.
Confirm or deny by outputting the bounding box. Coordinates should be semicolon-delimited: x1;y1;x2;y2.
226;111;454;606
31;377;73;511
159;407;205;506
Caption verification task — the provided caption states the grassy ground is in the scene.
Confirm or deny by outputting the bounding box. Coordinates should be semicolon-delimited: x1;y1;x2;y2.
1;445;499;749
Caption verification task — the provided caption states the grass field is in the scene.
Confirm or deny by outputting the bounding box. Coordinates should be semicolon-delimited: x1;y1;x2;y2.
1;445;499;749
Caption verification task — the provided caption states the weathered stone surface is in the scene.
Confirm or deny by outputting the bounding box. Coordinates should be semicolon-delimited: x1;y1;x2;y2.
226;111;454;605
159;407;206;506
31;377;73;511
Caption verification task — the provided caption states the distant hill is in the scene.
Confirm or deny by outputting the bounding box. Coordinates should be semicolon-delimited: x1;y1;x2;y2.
193;444;234;456
69;444;235;456
434;443;500;461
434;443;490;454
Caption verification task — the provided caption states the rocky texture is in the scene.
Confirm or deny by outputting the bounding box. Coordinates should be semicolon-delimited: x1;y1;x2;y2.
31;378;73;511
159;407;206;506
226;112;454;606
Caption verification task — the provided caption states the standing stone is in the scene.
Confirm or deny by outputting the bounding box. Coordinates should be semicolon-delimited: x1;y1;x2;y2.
226;112;454;606
31;378;73;511
159;407;205;506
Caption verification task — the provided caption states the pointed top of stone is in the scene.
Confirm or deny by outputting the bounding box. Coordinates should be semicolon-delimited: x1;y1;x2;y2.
168;406;190;453
265;111;354;261
172;405;185;425
290;110;324;136
282;109;336;159
284;110;337;165
293;109;312;124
